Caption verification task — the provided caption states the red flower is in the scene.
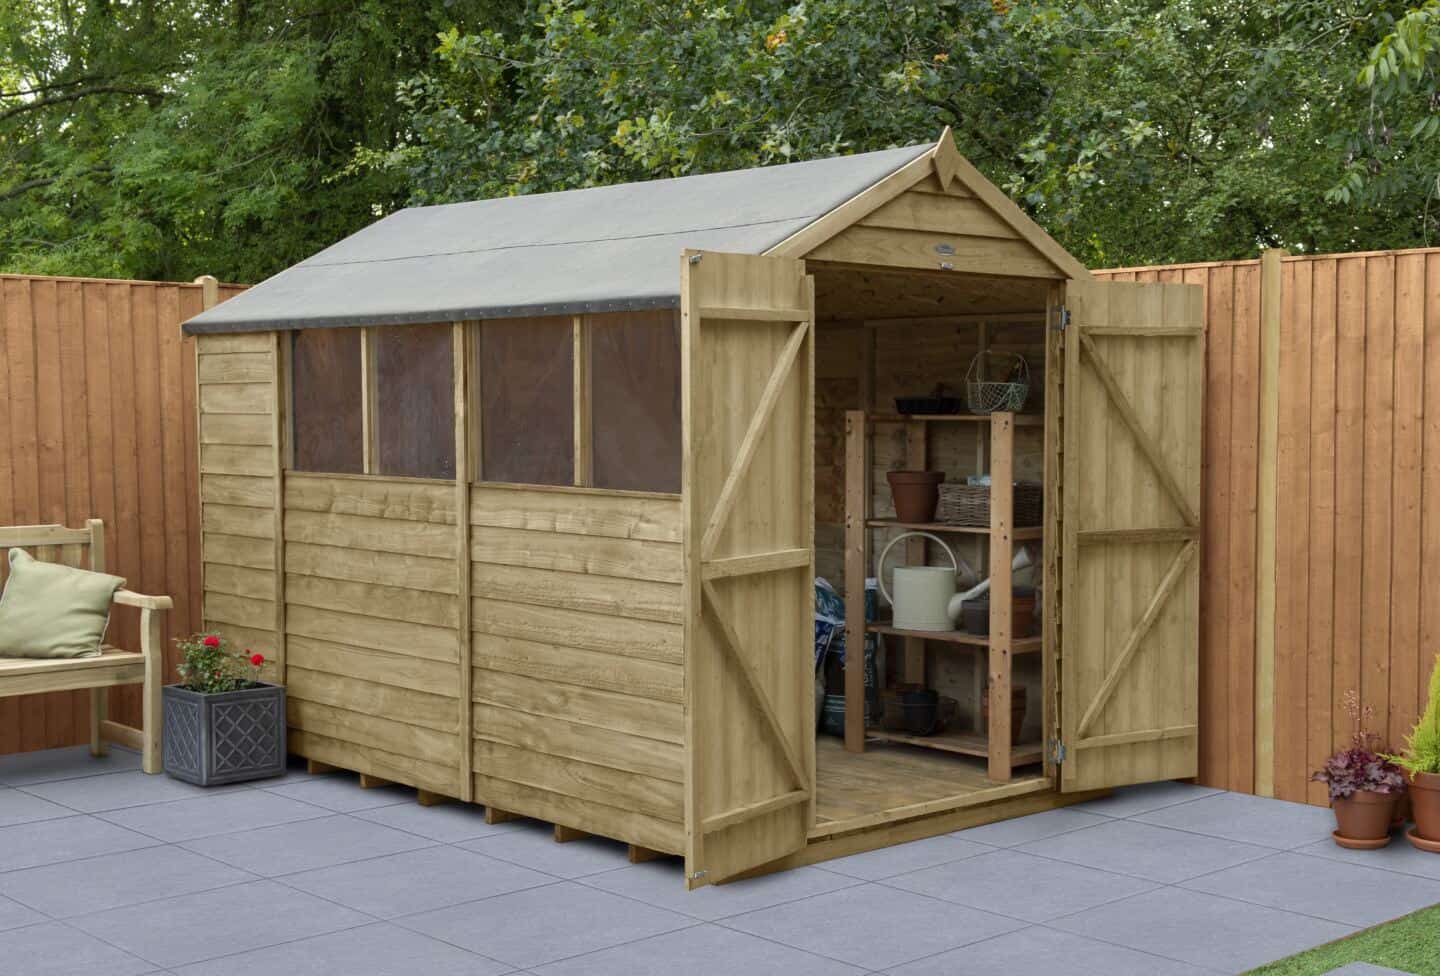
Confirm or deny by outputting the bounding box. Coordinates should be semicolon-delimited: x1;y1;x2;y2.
250;653;265;667
202;635;221;648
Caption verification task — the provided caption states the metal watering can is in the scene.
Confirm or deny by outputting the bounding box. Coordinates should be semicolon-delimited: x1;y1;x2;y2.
876;532;1038;631
875;531;976;631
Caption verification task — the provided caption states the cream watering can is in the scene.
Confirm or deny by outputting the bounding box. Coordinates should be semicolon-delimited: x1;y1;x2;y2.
875;532;976;631
877;531;1038;631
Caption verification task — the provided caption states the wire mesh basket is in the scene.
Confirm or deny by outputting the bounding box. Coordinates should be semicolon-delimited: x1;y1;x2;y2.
965;350;1030;414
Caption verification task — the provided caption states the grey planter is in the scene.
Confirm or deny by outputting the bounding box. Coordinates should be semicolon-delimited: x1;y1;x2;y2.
162;682;287;786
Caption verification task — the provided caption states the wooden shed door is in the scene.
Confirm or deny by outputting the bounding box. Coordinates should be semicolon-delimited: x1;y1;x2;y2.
1060;279;1204;792
681;250;815;886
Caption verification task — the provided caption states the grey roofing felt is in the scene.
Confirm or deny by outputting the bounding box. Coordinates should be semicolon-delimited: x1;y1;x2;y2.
182;142;932;334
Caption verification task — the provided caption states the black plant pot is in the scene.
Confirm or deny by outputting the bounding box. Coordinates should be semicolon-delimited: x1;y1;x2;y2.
162;682;287;786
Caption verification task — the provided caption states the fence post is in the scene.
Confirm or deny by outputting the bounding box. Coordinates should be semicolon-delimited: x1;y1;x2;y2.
1253;248;1286;797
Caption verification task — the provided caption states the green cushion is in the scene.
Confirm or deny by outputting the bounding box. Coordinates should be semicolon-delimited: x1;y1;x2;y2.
0;549;125;659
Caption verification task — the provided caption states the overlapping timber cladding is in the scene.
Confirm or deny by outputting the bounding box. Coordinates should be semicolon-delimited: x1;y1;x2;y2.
186;129;1206;886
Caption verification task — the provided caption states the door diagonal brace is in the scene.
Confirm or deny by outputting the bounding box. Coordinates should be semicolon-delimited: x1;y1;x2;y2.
1079;332;1199;527
1075;540;1198;737
699;322;809;559
700;579;808;789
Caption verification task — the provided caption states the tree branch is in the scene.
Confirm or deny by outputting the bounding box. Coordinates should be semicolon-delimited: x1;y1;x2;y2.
0;85;165;122
0;175;59;202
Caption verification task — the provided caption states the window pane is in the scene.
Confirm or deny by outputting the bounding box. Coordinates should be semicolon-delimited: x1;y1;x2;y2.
589;310;681;493
374;323;455;479
291;328;363;474
480;317;573;486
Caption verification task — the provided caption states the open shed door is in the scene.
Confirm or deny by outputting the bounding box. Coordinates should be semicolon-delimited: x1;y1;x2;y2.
1060;279;1204;792
681;250;815;886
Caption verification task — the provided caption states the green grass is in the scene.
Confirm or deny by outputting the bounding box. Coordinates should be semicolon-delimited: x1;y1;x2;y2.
1246;904;1440;975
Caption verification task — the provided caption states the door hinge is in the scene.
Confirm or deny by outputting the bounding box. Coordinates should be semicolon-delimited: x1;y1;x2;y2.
688;253;703;265
689;869;708;881
1050;739;1068;763
1051;306;1070;332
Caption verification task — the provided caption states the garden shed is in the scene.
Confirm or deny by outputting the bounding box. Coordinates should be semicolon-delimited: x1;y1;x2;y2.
183;129;1205;886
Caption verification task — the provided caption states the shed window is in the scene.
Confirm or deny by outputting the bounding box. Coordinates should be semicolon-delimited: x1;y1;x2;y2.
589;311;681;493
374;324;455;479
290;328;364;474
480;317;573;486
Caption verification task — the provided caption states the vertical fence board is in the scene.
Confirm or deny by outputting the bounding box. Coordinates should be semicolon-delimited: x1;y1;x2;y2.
1390;254;1425;753
1305;259;1339;805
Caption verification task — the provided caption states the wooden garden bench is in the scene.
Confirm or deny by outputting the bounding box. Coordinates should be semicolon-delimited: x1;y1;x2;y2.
0;520;169;773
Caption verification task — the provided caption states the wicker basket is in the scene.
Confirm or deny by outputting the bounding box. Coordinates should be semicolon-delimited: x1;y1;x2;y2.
936;480;1043;528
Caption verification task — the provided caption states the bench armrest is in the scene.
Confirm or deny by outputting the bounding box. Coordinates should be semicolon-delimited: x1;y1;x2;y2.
114;589;174;611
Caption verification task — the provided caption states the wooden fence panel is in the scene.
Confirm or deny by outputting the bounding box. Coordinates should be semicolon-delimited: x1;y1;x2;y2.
1100;247;1440;804
0;274;243;754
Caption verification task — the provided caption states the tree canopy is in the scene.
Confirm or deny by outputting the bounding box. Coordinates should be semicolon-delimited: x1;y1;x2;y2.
1;0;1435;282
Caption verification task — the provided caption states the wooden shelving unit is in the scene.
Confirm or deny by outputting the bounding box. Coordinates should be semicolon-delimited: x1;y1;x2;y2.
843;408;1042;782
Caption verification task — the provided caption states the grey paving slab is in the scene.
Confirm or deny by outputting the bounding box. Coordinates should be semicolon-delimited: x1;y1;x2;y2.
0;844;254;918
1182;850;1440;928
1295;835;1440;881
884;848;1158;923
1049;885;1355;973
169;921;513;976
285;845;552;918
0;894;45;932
0;919;155;975
529;921;867;976
460;821;633;878
98;788;330;841
397;880;692;969
951;807;1111;847
1019;817;1275;883
182;812;434;876
0;814;158;872
722;882;1025;972
257;772;413;812
0;786;73;827
355;798;522;842
70;879;370;969
584;859;859;921
21;770;239;813
1071;781;1223;818
1321;964;1417;975
1135;790;1338;849
0;745;140;786
818;833;992;881
882;924;1217;976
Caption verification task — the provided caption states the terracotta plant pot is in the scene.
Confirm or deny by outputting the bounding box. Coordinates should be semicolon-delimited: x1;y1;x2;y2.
887;470;944;523
1410;770;1440;846
1331;790;1396;849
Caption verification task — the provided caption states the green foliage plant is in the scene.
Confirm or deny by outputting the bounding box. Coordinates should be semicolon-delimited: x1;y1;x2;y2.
1390;652;1440;777
175;633;268;695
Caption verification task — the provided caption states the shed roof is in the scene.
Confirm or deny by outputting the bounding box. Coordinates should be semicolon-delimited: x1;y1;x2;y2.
183;142;933;334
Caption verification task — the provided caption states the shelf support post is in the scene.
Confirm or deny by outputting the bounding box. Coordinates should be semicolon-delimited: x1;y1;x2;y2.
843;410;869;753
904;420;928;684
988;412;1015;781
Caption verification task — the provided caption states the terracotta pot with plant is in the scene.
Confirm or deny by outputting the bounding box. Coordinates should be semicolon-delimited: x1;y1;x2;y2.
1388;654;1440;853
1312;690;1406;850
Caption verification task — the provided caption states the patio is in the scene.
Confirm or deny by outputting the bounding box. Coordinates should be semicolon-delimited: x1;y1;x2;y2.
1;747;1437;975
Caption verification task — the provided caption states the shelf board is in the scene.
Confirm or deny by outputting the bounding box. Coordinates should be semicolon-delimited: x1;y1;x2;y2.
866;519;1042;540
866;728;1045;765
868;412;1044;427
866;621;1042;652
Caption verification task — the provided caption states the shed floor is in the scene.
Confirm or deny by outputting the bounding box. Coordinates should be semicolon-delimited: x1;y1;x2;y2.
813;735;1045;834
